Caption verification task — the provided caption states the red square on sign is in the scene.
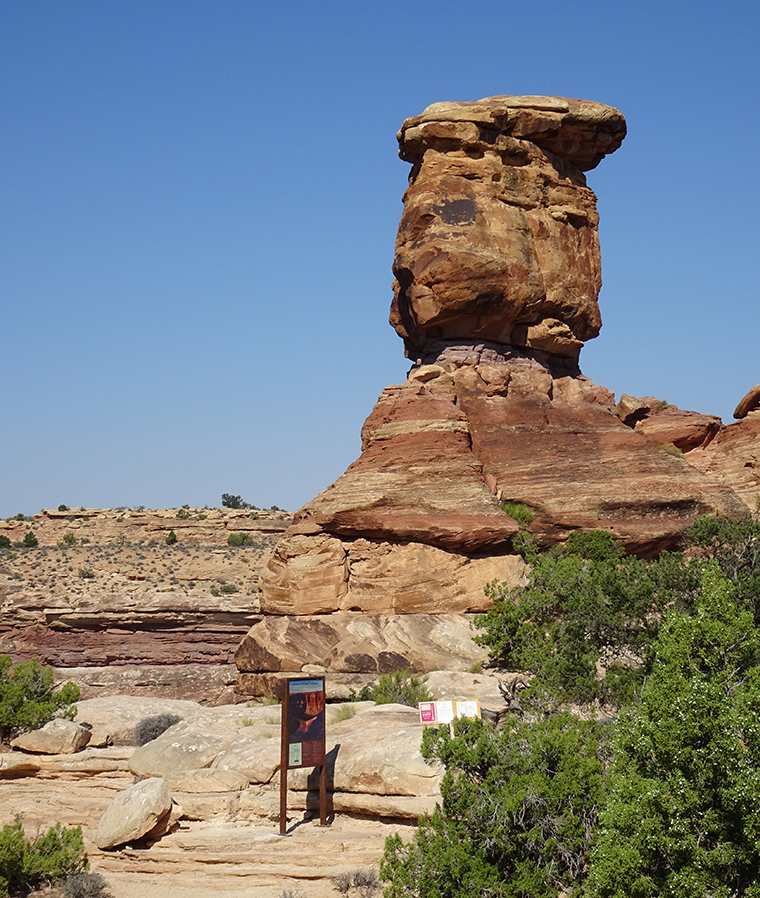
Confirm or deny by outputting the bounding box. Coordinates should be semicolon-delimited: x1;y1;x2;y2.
419;702;437;724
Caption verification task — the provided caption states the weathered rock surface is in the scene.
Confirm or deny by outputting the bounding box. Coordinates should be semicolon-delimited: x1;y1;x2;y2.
10;717;91;754
686;411;760;510
96;777;173;849
235;613;491;678
391;96;626;362
0;507;290;703
76;696;206;746
615;394;722;451
734;384;760;419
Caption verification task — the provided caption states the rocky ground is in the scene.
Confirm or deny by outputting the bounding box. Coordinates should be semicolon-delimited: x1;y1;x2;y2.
0;679;510;898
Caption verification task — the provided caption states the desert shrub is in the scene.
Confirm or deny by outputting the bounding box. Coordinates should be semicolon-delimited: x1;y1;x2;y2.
77;567;95;580
0;536;10;550
686;511;760;622
57;504;69;512
175;506;191;520
227;531;254;547
328;703;357;724
381;714;604;898
220;583;238;593
371;670;431;707
165;530;178;545
659;442;684;456
587;566;760;898
279;890;307;898
475;532;701;707
500;500;532;528
332;867;380;896
0;817;88;897
62;871;113;898
221;493;251;509
132;713;182;746
58;533;77;549
0;656;79;740
22;531;38;548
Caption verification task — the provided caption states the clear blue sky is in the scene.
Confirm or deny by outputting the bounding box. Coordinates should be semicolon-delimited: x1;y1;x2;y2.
2;0;758;516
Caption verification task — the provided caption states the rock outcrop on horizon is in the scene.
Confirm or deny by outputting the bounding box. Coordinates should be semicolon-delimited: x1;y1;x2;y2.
249;95;749;673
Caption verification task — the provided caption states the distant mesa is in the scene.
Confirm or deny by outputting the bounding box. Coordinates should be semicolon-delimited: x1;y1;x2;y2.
391;95;626;362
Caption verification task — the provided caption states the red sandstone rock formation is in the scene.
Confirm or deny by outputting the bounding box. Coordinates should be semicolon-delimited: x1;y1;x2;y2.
252;96;748;650
391;96;626;362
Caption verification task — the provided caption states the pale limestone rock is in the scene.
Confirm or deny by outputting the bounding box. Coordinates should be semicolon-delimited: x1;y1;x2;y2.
95;777;172;849
76;696;204;746
0;753;42;778
129;724;227;778
10;718;90;754
168;768;250;793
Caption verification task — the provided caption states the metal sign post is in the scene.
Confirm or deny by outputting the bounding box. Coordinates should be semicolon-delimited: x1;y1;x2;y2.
279;676;326;835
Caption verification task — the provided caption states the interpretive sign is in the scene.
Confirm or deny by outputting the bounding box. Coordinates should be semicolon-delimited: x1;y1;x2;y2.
279;677;327;833
419;699;481;726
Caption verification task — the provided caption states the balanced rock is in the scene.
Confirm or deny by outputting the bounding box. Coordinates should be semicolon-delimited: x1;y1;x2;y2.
391;96;626;362
95;777;172;850
10;718;90;755
245;96;750;688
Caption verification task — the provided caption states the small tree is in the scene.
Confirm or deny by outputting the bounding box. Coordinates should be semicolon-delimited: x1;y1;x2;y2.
22;530;38;548
381;713;605;898
587;566;760;898
221;493;250;509
165;530;178;545
0;657;80;740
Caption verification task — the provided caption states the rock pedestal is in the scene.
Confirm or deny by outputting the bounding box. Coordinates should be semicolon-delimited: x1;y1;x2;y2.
237;95;751;696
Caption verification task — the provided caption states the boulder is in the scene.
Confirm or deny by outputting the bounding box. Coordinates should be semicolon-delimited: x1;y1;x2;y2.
391;96;626;361
75;696;204;746
128;722;228;778
10;718;90;754
734;384;760;419
95;777;172;849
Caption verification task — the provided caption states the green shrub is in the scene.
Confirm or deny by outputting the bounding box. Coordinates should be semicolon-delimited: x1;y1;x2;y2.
58;533;77;549
220;583;237;594
587;566;760;898
22;531;38;549
0;657;79;740
221;493;251;509
165;530;178;545
62;872;113;898
659;442;684;456
77;567;95;580
57;504;69;512
500;500;532;527
371;670;431;707
474;533;701;707
381;714;604;898
0;536;10;550
175;506;191;520
132;713;182;747
227;532;254;547
0;817;88;897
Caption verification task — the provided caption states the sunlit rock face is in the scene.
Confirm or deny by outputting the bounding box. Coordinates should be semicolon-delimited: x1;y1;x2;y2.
390;96;627;361
243;95;751;699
